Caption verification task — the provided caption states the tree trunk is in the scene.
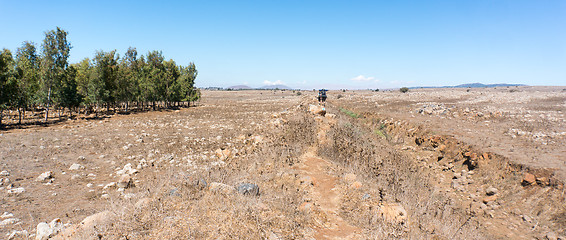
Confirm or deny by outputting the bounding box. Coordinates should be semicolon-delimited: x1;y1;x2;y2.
45;87;51;122
18;108;22;125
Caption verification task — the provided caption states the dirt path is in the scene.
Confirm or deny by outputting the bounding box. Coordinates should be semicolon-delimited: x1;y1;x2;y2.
298;149;361;239
296;105;361;239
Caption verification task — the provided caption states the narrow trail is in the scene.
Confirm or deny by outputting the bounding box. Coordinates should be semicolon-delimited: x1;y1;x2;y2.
296;105;361;239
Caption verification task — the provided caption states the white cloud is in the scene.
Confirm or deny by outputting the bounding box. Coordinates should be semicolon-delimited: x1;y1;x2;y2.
263;80;284;85
351;75;377;82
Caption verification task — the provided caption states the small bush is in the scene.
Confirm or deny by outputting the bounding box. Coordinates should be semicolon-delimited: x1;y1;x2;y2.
296;91;302;96
339;107;359;118
399;87;409;93
337;94;343;99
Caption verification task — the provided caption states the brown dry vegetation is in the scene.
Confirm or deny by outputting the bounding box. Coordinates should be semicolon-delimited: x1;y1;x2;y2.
1;87;565;239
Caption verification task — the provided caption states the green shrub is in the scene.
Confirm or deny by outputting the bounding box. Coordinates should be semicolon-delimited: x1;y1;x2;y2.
400;87;409;93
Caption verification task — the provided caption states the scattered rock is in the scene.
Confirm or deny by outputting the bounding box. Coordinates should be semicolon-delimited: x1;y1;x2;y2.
344;173;357;183
482;195;498;204
103;182;117;189
209;182;234;194
299;176;317;186
77;156;86;161
536;176;549;186
0;218;19;226
299;202;313;212
350;181;363;189
0;170;9;176
117;175;132;189
236;183;260;196
36;171;53;182
35;218;63;240
215;148;232;160
309;104;326;116
522;173;536;186
378;203;408;224
485;187;498;196
116;163;138;175
7;187;25;195
135;198;151;209
1;212;14;218
69;163;85;171
545;232;558;240
56;211;113;239
7;230;28;239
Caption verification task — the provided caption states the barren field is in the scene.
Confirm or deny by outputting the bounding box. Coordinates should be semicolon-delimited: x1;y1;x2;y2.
1;87;565;239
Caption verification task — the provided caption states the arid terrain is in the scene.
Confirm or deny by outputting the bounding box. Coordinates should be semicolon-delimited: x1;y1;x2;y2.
1;87;565;239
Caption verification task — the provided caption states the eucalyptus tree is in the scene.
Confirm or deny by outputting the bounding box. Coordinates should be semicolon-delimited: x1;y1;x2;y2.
145;51;165;109
58;65;81;115
0;49;16;128
73;58;92;106
118;47;139;111
14;41;40;123
40;27;71;121
179;63;198;106
163;59;181;106
90;50;119;112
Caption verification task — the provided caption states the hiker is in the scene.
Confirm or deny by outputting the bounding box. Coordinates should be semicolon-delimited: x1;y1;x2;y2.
318;89;327;103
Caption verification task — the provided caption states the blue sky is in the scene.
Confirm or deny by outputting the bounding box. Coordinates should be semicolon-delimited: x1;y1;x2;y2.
1;0;565;89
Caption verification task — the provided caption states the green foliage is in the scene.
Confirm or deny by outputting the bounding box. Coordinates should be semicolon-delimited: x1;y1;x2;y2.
90;50;119;107
15;41;41;108
400;87;409;93
374;123;388;139
339;107;359;118
73;58;92;104
0;49;17;127
0;49;17;106
40;27;71;119
0;28;199;126
58;65;81;109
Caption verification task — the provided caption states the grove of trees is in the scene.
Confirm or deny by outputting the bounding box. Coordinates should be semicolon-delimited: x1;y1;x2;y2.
0;27;199;128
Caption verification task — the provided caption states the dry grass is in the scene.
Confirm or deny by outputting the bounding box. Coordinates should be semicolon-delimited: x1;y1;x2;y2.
318;111;486;239
95;111;318;239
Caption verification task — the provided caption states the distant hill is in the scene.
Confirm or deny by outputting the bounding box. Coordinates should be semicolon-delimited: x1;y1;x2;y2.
258;84;292;90
227;85;252;90
410;83;526;89
454;83;526;88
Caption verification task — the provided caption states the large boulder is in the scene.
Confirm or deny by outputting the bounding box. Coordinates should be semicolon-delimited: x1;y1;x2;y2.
309;104;326;116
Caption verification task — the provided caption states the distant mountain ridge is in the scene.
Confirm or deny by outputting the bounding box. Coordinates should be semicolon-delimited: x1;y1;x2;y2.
223;84;293;90
411;82;526;89
227;85;252;90
258;84;292;90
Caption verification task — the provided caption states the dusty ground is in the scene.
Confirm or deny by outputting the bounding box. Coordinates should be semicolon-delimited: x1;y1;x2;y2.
0;88;565;239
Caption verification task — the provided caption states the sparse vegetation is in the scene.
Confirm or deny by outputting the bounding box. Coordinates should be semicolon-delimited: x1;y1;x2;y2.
340;107;359;118
399;87;409;93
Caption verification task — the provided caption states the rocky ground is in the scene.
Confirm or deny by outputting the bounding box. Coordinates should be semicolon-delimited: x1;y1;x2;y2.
0;88;564;239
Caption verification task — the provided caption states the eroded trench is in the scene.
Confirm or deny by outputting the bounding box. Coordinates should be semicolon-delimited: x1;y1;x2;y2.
305;101;566;239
